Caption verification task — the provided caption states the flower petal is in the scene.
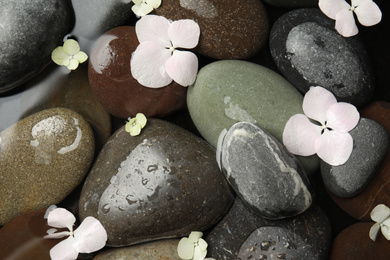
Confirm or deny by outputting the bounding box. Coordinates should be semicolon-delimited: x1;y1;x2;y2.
74;51;88;63
193;245;208;260
353;0;382;26
63;39;81;56
369;222;380;241
319;0;351;20
283;114;322;156
315;130;353;166
52;47;69;66
49;237;79;260
168;19;200;49
67;59;80;70
335;8;359;37
132;3;154;17
198;238;208;251
47;208;76;231
165;50;198;86
130;124;142;136
135;113;147;128
303;86;337;124
135;15;171;46
146;0;161;8
326;102;360;132
72;217;107;254
177;237;195;259
371;204;390;223
44;230;71;239
132;0;142;5
188;231;203;243
381;224;390;240
130;41;172;88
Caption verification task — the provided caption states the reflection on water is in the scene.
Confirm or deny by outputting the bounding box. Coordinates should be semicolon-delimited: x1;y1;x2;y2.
179;0;218;18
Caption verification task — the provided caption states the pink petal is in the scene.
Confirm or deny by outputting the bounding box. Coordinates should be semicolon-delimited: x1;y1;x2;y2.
353;0;382;26
47;208;76;231
130;41;172;88
319;0;351;20
135;15;171;47
168;19;200;49
283;114;322;156
72;217;107;254
49;237;79;260
335;9;359;37
303;86;337;124
315;130;353;166
165;50;198;86
326;102;360;132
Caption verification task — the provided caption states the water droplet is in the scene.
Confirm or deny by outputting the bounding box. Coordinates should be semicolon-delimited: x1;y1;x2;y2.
147;164;158;172
125;195;136;205
101;204;110;213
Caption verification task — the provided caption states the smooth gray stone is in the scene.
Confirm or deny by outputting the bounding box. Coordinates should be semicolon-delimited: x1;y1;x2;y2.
220;121;312;219
263;0;318;8
321;118;389;198
0;0;72;93
269;8;375;107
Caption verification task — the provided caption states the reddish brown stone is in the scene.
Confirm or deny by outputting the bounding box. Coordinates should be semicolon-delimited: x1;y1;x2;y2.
88;26;187;119
0;208;60;260
329;101;390;220
155;0;269;60
330;222;390;260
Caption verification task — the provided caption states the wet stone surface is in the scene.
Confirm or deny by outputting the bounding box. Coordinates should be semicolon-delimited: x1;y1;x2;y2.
79;118;234;246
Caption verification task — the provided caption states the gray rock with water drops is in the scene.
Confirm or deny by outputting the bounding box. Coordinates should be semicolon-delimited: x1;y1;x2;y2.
220;121;312;219
321;118;389;198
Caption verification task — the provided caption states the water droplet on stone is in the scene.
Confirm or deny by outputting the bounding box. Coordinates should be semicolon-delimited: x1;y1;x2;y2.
101;204;111;213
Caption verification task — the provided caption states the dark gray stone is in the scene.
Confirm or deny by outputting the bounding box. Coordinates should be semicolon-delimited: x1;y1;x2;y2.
269;8;375;108
79;119;234;246
262;0;318;8
220;122;312;219
206;198;331;260
0;0;72;93
321;118;389;198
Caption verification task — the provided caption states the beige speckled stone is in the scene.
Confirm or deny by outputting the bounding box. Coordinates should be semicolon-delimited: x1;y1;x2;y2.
94;239;182;260
0;107;95;225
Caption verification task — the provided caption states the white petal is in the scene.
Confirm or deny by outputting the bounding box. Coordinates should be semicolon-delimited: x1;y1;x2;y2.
67;59;80;70
381;225;390;240
326;102;360;133
74;51;88;63
371;204;390;223
353;0;382;26
282;114;322;156
47;208;76;231
315;130;353;166
51;47;69;66
198;238;208;251
146;0;161;8
369;223;380;241
335;9;359;37
135;14;171;46
168;19;200;49
135;113;147;128
303;86;337;124
49;237;79;260
193;245;208;260
165;50;198;86
132;3;154;17
130;41;172;88
44;230;71;239
188;231;203;243
177;238;195;259
72;217;107;253
132;0;142;5
63;39;81;56
44;205;58;219
319;0;351;20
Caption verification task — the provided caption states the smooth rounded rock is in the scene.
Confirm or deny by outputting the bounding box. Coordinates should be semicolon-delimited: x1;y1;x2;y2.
187;59;319;174
88;26;187;119
321;118;389;198
0;107;95;225
155;0;269;59
220;122;312;219
207;198;331;260
0;0;72;93
93;239;182;260
270;8;375;107
79;119;234;246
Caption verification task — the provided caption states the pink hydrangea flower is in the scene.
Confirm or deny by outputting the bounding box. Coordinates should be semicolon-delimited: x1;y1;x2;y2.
131;15;200;88
44;207;107;260
319;0;382;37
283;86;360;166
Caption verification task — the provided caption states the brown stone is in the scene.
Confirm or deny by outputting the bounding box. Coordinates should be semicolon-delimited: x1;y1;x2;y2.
88;26;187;119
0;208;60;260
329;101;390;220
330;222;390;260
93;239;182;260
155;0;269;60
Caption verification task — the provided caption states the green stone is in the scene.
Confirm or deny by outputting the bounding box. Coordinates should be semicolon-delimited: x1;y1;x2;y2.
187;60;318;174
